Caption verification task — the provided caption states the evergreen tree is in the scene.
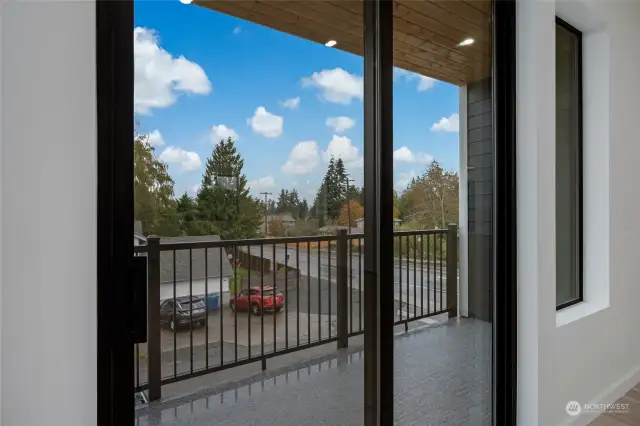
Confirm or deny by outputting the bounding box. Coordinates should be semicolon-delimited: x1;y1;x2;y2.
175;192;199;236
134;130;179;236
195;137;261;239
311;157;349;226
299;199;309;219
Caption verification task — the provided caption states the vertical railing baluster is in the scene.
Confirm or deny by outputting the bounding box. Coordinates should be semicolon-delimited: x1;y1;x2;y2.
440;233;443;312
413;234;417;319
172;249;177;379
248;245;252;359
433;234;437;312
260;244;265;370
219;247;223;367
337;229;348;348
349;236;353;334
135;344;140;390
189;248;193;375
406;236;410;329
307;243;311;345
427;235;431;314
358;238;362;332
272;244;277;354
317;242;321;341
398;235;402;323
285;243;289;350
205;248;209;370
296;242;300;347
328;239;332;339
420;234;424;317
147;236;161;401
447;224;458;318
234;246;238;363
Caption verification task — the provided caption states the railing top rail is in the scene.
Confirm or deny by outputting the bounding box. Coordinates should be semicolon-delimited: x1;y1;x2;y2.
134;245;148;254
134;227;449;251
155;234;337;251
393;229;447;236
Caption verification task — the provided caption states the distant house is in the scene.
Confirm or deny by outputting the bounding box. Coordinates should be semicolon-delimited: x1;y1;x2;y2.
354;217;402;229
260;212;296;235
134;220;146;246
158;235;234;302
318;225;360;235
134;223;234;303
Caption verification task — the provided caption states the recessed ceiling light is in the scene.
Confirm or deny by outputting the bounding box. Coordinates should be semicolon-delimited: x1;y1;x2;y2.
179;0;193;4
325;40;338;47
458;38;475;47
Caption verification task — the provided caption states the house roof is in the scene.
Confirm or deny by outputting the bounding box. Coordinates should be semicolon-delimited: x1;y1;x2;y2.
354;217;402;223
265;213;296;222
159;235;233;284
134;220;144;235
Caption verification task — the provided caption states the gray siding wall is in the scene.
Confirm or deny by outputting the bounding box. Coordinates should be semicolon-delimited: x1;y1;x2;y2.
467;77;493;322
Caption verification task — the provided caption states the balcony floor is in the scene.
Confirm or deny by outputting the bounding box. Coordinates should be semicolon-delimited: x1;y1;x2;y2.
136;318;491;426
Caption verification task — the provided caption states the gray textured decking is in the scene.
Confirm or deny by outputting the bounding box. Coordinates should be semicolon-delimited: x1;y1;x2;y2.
136;318;492;426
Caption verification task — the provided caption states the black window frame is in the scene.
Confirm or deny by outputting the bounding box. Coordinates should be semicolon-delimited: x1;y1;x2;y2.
555;16;584;311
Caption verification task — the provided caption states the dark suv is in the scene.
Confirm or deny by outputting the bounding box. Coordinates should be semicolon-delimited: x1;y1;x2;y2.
160;296;207;331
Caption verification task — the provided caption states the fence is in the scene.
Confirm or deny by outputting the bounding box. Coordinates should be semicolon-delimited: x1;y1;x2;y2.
133;224;458;400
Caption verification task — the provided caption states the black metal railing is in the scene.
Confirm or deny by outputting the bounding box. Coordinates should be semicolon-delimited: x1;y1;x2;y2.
134;224;458;400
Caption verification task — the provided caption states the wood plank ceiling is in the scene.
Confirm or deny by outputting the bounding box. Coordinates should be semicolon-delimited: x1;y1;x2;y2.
195;0;492;86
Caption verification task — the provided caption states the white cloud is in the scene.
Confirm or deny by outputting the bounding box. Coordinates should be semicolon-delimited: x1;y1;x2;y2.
159;146;202;172
280;97;300;109
134;27;211;115
302;68;363;104
248;176;276;192
326;116;355;134
323;135;363;168
282;141;319;174
233;26;242;35
431;113;459;132
394;67;437;92
393;146;433;164
210;124;239;144
417;76;437;91
396;170;417;192
248;107;283;138
145;129;165;147
189;184;201;195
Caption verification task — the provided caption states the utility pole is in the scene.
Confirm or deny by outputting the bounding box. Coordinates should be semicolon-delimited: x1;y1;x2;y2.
260;192;272;235
345;175;356;233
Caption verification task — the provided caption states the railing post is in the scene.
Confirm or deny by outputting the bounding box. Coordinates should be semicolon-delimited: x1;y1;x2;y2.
446;224;458;318
336;229;349;348
147;236;162;401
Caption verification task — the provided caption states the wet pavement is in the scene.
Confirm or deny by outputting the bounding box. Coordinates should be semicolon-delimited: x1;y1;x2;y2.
135;318;491;426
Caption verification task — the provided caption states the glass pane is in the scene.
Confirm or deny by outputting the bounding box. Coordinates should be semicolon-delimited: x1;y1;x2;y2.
393;0;493;424
133;1;364;424
556;21;582;308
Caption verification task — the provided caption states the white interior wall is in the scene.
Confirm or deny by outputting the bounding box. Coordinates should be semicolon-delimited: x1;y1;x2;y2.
517;0;640;425
0;2;97;426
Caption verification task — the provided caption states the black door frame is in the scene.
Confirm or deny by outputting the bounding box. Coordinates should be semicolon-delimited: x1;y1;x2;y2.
96;0;517;424
97;0;135;425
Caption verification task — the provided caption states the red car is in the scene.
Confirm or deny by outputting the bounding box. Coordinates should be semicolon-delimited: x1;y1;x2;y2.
230;286;284;316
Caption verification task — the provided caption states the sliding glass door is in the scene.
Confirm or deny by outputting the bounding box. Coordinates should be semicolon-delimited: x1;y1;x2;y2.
97;1;516;425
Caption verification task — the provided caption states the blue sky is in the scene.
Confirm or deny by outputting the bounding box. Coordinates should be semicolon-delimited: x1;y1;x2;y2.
134;1;460;202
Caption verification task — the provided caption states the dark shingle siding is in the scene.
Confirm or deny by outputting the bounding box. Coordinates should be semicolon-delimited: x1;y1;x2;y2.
467;77;493;322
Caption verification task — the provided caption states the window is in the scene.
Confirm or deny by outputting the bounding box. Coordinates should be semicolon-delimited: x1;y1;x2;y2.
556;17;583;309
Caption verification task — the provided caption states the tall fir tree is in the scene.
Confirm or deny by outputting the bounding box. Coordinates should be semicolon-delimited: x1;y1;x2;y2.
195;137;261;239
